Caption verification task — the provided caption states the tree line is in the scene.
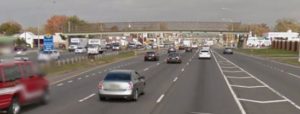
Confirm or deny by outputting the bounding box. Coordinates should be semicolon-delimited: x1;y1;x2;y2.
0;16;300;36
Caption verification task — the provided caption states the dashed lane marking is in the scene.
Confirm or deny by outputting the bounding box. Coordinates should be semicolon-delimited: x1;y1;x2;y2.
144;68;149;71
78;77;82;80
181;68;185;72
68;80;73;83
57;83;64;87
173;77;178;82
156;94;165;103
79;93;96;102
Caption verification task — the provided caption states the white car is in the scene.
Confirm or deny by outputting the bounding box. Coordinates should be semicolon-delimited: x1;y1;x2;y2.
75;47;87;54
198;50;211;59
38;50;60;62
192;44;198;49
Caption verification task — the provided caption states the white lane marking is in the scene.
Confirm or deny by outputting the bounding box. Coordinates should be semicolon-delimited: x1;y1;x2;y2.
156;94;165;103
85;75;89;78
57;83;64;87
92;73;96;76
181;68;185;72
78;77;82;80
212;52;246;114
222;70;243;73
144;68;149;71
79;93;96;102
280;70;284;72
190;112;212;114
287;73;300;79
226;76;252;79
173;77;178;82
68;80;73;83
98;71;102;74
238;98;288;104
215;52;300;110
231;85;266;88
104;69;107;72
221;67;238;69
157;63;160;66
186;62;189;65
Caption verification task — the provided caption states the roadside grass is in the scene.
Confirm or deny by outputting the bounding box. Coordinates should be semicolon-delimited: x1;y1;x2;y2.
43;51;135;76
235;48;300;66
235;48;298;57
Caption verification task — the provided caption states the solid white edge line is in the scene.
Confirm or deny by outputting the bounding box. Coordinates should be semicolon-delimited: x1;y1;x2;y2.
79;93;96;102
212;51;246;114
156;94;165;103
215;52;300;110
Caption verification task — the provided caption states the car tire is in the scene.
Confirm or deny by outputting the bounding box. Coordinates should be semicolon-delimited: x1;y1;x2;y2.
132;90;139;101
99;95;106;101
7;97;21;114
40;89;50;105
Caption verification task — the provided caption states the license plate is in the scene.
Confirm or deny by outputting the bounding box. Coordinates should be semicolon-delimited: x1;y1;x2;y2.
109;84;120;89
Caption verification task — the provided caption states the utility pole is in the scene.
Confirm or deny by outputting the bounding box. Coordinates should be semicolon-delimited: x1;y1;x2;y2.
37;24;40;50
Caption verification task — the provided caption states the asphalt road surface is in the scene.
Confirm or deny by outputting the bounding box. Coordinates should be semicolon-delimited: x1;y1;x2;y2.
12;47;300;114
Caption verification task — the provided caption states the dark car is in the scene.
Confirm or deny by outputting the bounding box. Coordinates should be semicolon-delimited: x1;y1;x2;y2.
98;70;146;101
168;47;176;53
167;53;182;64
223;48;234;54
106;44;112;49
144;51;159;61
14;46;27;52
185;47;193;52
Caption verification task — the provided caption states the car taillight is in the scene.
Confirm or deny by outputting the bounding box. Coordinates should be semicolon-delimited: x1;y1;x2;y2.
128;82;133;90
98;81;103;89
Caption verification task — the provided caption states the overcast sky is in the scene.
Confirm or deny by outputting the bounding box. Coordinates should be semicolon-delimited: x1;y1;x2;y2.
0;0;299;27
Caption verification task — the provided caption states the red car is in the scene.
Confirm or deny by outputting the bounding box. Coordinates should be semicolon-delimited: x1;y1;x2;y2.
0;60;49;114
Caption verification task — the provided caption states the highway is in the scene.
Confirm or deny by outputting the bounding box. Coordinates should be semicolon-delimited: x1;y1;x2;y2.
16;47;300;114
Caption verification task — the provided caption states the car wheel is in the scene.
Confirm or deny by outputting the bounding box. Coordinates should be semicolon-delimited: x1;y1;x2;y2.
99;95;106;101
7;98;21;114
132;90;139;101
40;89;50;105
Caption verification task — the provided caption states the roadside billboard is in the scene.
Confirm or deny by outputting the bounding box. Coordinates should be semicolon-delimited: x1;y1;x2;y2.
43;35;54;51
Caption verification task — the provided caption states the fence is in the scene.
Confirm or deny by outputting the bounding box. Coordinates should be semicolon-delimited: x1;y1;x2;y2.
272;40;299;52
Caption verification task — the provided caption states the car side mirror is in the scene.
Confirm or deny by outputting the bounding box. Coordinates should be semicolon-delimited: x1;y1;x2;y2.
139;76;145;80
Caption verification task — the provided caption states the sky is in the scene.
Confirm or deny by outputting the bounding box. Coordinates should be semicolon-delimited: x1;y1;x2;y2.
0;0;299;27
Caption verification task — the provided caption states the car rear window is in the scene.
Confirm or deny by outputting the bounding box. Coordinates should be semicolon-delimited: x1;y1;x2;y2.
147;52;155;54
3;65;21;81
201;50;209;52
21;63;33;78
104;72;131;81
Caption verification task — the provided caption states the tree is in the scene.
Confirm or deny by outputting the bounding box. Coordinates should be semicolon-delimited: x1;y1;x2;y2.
159;22;168;30
25;27;44;35
230;23;270;36
0;21;22;35
110;26;119;32
274;19;300;32
44;15;68;34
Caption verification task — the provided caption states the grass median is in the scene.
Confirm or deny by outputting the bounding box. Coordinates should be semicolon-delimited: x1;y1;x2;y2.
235;48;300;66
43;51;135;76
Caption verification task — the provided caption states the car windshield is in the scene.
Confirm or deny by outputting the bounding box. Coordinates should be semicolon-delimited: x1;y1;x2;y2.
146;52;155;54
104;72;131;81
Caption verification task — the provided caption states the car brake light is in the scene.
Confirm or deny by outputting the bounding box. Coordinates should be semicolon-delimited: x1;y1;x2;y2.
98;81;103;89
128;82;133;90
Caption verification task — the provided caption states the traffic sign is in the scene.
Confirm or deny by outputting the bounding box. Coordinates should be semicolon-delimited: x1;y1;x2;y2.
43;35;54;52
